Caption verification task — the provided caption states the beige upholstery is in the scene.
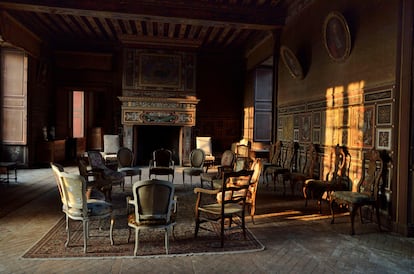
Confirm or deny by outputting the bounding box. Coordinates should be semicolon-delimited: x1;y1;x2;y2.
102;134;120;162
196;136;215;163
127;179;177;255
51;166;114;253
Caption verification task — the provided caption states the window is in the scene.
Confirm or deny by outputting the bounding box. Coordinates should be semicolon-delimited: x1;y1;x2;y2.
253;66;272;142
1;48;27;145
72;91;84;138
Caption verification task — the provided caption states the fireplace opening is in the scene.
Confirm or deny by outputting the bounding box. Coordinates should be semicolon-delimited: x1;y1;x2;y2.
134;125;181;165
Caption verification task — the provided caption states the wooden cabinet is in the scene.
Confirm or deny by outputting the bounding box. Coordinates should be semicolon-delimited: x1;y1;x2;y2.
37;140;66;164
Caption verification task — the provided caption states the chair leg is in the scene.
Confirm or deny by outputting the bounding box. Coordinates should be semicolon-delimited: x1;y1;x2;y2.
134;228;139;256
164;228;169;254
65;217;70;247
375;203;382;232
349;204;358;235
109;216;114;245
83;220;88;253
330;198;336;224
221;215;225;247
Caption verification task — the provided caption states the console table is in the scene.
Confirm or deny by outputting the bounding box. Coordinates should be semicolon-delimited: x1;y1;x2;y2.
0;162;18;183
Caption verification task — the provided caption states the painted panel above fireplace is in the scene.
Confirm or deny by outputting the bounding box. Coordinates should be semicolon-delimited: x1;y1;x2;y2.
123;49;196;96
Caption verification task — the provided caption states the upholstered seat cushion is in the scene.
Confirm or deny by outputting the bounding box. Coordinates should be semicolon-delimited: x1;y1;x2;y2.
128;212;176;226
118;167;142;177
331;191;373;204
198;202;243;215
182;167;203;176
150;167;174;175
66;199;112;217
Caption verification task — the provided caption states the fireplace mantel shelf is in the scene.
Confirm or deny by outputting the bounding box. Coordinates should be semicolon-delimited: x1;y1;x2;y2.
119;96;199;126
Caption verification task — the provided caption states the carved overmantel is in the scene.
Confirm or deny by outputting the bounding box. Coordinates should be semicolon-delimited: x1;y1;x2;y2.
119;96;199;126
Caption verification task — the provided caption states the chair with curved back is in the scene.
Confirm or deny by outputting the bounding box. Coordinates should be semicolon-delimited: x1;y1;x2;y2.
287;143;320;196
149;148;175;182
182;148;205;187
117;147;142;188
127;179;177;255
330;149;384;235
263;141;283;185
53;169;114;253
303;144;351;213
265;141;298;194
200;149;236;189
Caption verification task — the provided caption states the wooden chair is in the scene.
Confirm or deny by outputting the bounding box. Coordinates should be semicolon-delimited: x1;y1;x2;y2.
117;147;142;188
148;148;175;182
245;159;263;224
127;179;177;255
200;149;236;189
182;148;205;187
302;145;351;213
262;141;282;183
287;144;320;196
265;141;298;194
194;169;254;247
330;149;384;235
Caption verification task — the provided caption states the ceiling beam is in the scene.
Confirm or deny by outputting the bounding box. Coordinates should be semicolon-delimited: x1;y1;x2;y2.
0;1;285;30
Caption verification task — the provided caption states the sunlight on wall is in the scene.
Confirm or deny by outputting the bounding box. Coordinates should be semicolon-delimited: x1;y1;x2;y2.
323;80;366;187
244;106;254;140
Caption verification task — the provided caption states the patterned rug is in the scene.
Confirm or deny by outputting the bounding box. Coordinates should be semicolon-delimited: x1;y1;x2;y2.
22;185;264;258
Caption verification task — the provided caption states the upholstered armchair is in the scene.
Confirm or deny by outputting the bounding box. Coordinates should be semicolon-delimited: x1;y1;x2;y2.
87;150;126;191
182;148;205;187
149;148;175;182
51;166;114;253
200;149;236;189
102;134;120;167
117;147;142;188
196;136;215;171
126;179;177;255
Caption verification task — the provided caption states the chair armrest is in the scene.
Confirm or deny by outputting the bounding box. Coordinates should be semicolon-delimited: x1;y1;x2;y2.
126;196;135;215
194;187;220;195
172;195;178;213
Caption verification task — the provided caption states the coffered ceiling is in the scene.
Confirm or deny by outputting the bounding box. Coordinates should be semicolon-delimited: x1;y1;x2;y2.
0;0;298;53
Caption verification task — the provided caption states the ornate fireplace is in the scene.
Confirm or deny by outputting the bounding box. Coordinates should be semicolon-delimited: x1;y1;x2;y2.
119;96;199;165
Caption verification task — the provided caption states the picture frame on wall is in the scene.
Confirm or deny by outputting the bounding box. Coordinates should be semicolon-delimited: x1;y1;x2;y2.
377;103;392;125
280;46;304;79
323;11;352;62
350;105;375;148
312;112;321;127
312;128;320;144
376;128;392;150
293;129;299;142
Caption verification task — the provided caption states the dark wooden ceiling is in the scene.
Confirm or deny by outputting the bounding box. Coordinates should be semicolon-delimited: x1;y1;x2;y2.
0;0;292;53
